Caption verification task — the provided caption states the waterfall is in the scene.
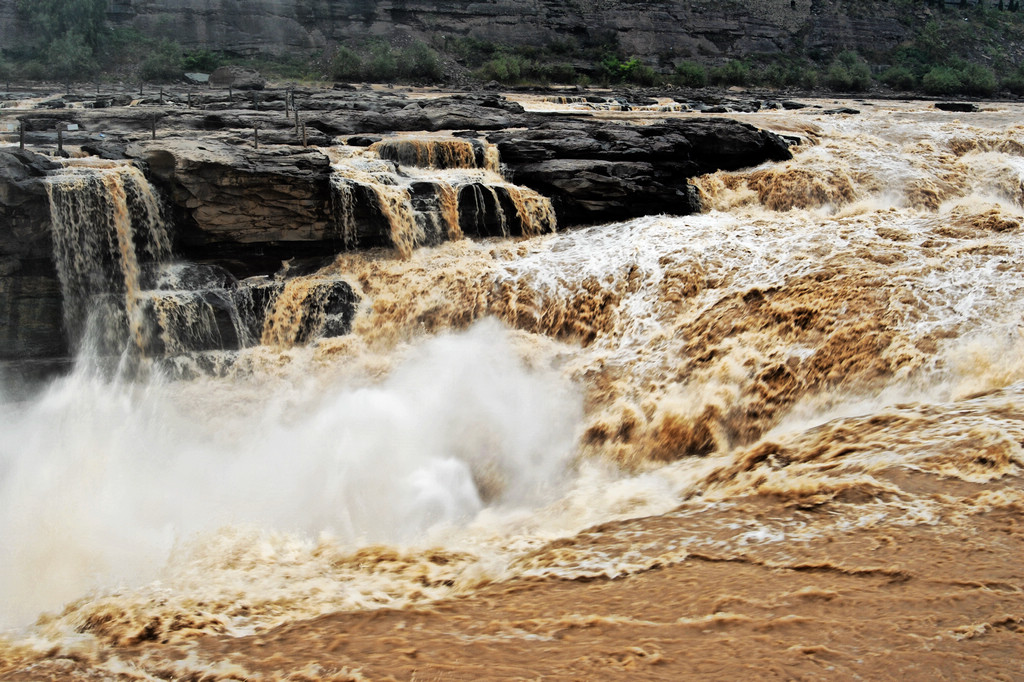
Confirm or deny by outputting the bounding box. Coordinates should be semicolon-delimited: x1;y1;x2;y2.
328;137;556;253
45;162;172;357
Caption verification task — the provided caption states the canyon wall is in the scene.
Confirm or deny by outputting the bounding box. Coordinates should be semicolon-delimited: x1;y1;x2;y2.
89;0;914;64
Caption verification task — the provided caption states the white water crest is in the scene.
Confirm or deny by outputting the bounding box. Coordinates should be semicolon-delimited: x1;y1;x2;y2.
0;321;582;628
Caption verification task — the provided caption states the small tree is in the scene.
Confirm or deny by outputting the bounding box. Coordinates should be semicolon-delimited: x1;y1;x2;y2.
922;66;963;95
673;61;708;88
825;51;872;91
47;30;96;87
330;45;362;81
400;41;443;82
710;60;749;86
138;39;183;82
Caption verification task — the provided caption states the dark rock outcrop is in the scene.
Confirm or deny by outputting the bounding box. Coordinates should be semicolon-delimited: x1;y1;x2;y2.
0;150;69;365
489;118;791;223
935;102;979;113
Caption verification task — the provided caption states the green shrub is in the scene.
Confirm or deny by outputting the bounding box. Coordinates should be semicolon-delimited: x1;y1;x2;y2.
330;45;362;81
365;40;398;82
710;60;748;86
673;60;707;87
545;62;577;83
47;30;97;84
596;55;658;85
879;65;917;90
138;39;183;82
922;66;963;94
1003;67;1024;95
793;64;820;89
399;41;443;82
825;51;872;91
182;49;220;73
757;62;788;88
478;53;528;82
626;60;659;86
958;62;997;95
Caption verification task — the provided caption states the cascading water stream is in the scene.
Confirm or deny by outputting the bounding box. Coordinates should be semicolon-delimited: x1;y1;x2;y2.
44;162;172;358
328;137;556;255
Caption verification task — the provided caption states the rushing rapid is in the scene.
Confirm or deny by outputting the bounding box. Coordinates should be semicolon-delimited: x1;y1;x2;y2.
1;99;1023;679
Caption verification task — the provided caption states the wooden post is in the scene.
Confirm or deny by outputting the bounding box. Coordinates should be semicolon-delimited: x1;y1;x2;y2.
302;122;307;148
285;89;290;116
294;108;299;135
159;87;164;104
229;86;233;100
254;126;259;150
57;126;63;155
19;122;24;151
253;91;259;111
151;116;156;140
139;82;144;95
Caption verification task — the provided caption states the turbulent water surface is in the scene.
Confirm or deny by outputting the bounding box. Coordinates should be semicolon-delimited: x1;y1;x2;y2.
1;99;1023;679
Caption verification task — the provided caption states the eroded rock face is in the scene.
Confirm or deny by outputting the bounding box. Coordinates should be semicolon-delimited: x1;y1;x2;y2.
92;0;910;66
125;140;336;246
0;150;68;363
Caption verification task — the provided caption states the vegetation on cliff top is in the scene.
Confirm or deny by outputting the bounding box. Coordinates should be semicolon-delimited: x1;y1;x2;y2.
3;0;1024;97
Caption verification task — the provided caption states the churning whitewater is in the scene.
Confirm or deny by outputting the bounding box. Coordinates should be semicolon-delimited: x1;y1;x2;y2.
1;99;1023;679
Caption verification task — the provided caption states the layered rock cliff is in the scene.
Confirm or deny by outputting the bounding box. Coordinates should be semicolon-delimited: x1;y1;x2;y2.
92;0;912;65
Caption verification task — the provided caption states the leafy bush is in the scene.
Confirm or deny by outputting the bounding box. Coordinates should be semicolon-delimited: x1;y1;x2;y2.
549;63;577;83
1003;67;1024;95
879;65;917;90
478;53;529;82
825;51;872;91
922;66;963;94
330;45;362;81
138;39;183;82
399;41;443;82
182;49;221;73
673;61;707;88
47;30;96;84
365;40;398;81
709;60;748;86
597;55;658;85
958;62;997;95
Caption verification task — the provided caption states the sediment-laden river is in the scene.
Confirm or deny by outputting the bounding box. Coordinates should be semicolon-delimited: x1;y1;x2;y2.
1;98;1022;679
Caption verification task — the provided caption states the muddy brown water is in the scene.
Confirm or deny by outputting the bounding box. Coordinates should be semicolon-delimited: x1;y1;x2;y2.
1;99;1023;679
